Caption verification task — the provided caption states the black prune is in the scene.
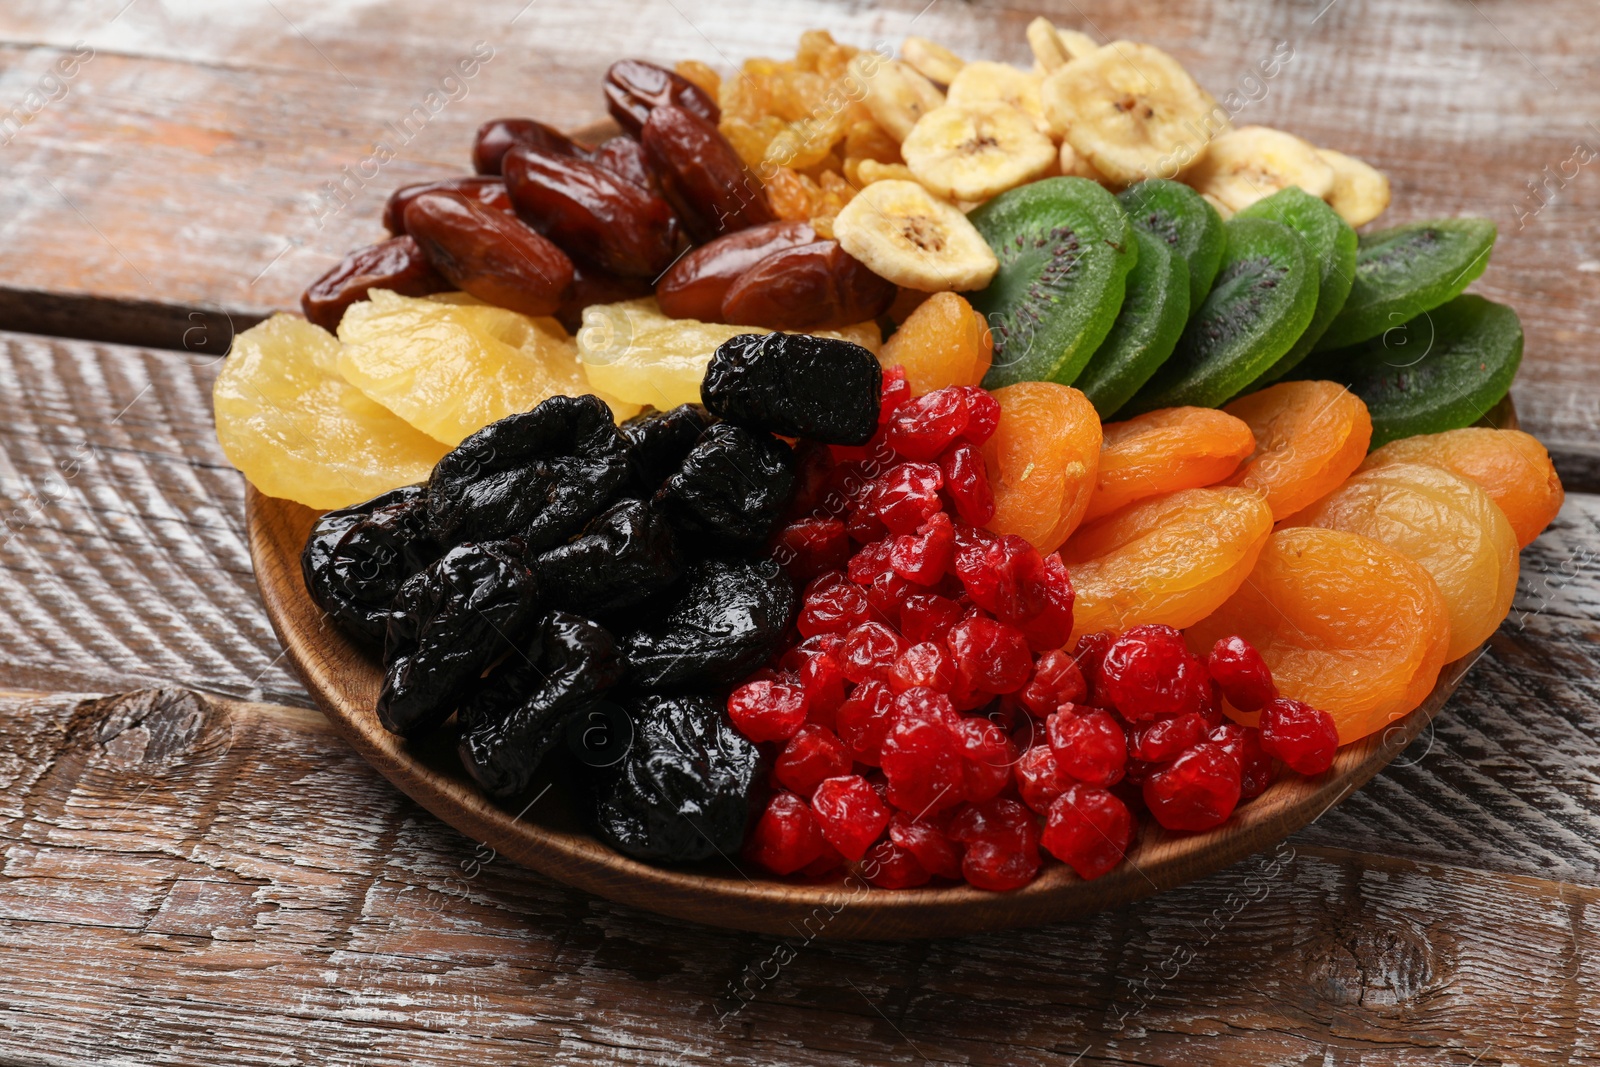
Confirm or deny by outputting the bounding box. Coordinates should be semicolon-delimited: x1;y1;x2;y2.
427;394;629;552
652;423;795;551
378;541;539;736
701;332;882;445
302;485;439;646
535;499;681;616
584;691;762;863
458;611;623;798
619;403;716;495
619;557;796;688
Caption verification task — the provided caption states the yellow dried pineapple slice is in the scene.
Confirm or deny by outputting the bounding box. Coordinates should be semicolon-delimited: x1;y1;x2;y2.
212;313;448;510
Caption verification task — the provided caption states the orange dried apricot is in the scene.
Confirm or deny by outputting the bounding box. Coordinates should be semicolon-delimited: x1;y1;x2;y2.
1222;380;1372;521
879;293;994;394
1287;463;1519;662
982;382;1101;553
1186;526;1452;744
1361;427;1564;548
1082;406;1256;523
1061;487;1273;639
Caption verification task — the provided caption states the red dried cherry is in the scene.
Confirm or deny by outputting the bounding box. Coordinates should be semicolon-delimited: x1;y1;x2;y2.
1015;743;1072;814
949;797;1039;853
947;616;1032;695
880;688;965;814
956;717;1015;802
1096;625;1209;721
1208;635;1278;712
775;724;852;795
1047;706;1127;787
1127;711;1208;763
744;792;826;875
1210;722;1276;799
836;680;895;765
938;440;996;526
811;775;891;862
1142;741;1243;832
890;511;955;586
890;641;954;694
867;462;945;535
961;839;1041;891
842;622;906;685
728;677;809;743
1258;697;1339;775
899;592;964;645
1041;784;1134;880
799;571;871;637
1019;649;1088;718
886;387;970;460
860;837;932;889
888;812;963;880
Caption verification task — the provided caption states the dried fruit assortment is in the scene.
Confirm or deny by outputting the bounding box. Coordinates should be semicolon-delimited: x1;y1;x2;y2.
212;18;1566;899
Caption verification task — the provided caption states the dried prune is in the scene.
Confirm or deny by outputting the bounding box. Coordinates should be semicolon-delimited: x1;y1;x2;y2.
428;394;630;552
383;176;511;235
701;333;882;445
503;146;681;278
404;192;574;317
655;220;817;321
653;423;796;550
535;498;682;615
584;691;762;863
604;60;721;137
619;403;717;495
379;540;539;736
473;117;584;175
458;611;623;797
619;557;796;688
300;236;448;333
591;135;655;192
302;485;440;646
721;241;897;331
641;105;774;243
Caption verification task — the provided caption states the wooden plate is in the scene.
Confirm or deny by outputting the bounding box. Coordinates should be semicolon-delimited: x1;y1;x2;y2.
247;492;1486;941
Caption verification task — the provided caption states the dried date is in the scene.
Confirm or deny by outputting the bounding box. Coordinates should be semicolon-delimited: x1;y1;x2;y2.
503;147;680;278
603;59;720;137
473;117;584;175
641;105;774;244
655;220;816;321
383;176;511;235
590;135;655;192
404;191;574;316
300;236;448;333
720;240;896;330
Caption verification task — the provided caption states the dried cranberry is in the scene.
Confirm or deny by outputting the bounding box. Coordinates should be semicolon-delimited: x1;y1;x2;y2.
939;440;996;526
812;774;891;861
728;677;809;743
1047;706;1127;787
890;511;955;587
744;792;826;875
860;837;932;889
868;462;945;535
888;812;964;879
1042;784;1134;880
836;680;895;765
775;518;852;584
842;621;906;684
1096;625;1209;721
1207;635;1278;712
775;725;853;795
1142;741;1243;832
1259;697;1340;775
1019;649;1088;718
1015;743;1072;813
1210;722;1276;799
947;616;1032;695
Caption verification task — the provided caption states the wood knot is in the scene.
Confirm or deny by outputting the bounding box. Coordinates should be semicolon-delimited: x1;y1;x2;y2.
1305;916;1439;1010
86;688;216;768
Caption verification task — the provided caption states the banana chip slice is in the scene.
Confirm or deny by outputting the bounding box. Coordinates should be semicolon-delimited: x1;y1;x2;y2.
833;180;999;292
902;103;1056;200
853;55;946;142
1318;147;1391;227
947;61;1051;136
1043;41;1227;185
1183;125;1335;214
902;36;965;86
1027;17;1073;73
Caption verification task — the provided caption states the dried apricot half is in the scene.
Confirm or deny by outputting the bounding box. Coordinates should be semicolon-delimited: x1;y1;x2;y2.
1082;406;1256;523
1186;526;1451;743
1362;427;1563;548
1061;486;1273;640
1287;462;1518;662
879;292;994;394
983;382;1102;553
1223;379;1372;521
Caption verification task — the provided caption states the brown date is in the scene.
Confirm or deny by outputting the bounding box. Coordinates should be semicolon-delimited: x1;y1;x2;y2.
301;235;448;333
473;118;583;175
404;192;574;317
590;135;655;192
603;60;720;137
641;105;775;244
721;241;897;331
557;263;654;333
655;220;817;320
503;146;680;279
383;176;511;235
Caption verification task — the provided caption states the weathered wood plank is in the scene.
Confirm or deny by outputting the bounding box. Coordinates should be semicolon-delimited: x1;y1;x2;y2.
0;686;1594;1066
0;0;1596;480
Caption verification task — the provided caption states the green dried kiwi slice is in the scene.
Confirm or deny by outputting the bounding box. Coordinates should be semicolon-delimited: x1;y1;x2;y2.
1315;217;1496;351
1123;217;1318;413
1289;293;1522;448
1073;227;1191;419
970;177;1138;389
1116;178;1226;311
1235;186;1357;386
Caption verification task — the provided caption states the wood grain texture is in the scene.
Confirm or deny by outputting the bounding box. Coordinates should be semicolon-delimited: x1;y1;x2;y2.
1;685;1596;1066
0;0;1596;482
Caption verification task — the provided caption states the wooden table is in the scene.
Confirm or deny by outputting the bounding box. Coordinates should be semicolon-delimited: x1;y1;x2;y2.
1;1;1596;1062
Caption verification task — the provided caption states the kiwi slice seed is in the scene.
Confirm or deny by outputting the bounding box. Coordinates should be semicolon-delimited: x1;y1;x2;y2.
1289;293;1522;448
1116;178;1227;311
1315;217;1496;351
970;177;1138;390
1073;227;1191;419
1124;216;1318;413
